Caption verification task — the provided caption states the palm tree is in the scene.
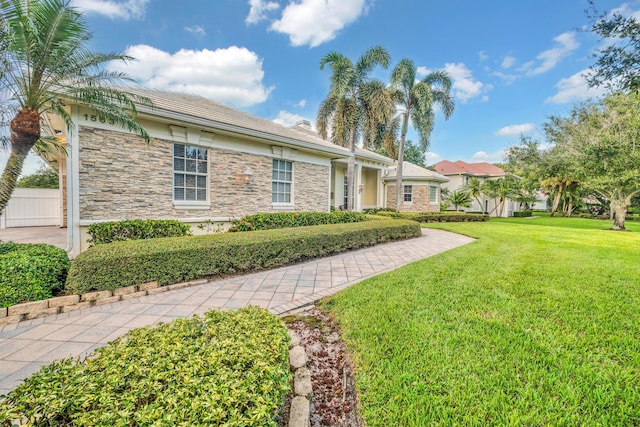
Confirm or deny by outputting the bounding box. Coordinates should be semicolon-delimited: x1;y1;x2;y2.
0;0;151;216
317;46;392;211
446;190;472;212
464;177;485;213
389;58;454;211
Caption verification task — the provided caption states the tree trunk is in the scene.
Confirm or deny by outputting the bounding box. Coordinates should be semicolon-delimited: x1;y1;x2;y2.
346;127;357;211
567;198;574;218
395;113;409;212
550;183;564;217
0;109;41;216
611;201;628;230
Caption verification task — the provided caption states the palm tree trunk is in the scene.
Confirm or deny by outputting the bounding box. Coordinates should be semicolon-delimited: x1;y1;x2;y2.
550;183;564;217
0;109;41;216
395;113;409;212
610;201;627;230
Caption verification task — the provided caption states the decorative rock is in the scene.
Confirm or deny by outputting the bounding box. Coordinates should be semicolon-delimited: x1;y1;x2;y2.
146;287;169;295
81;290;112;302
166;282;191;291
47;295;80;308
289;346;307;369
60;301;91;313
288;396;310;427
0;314;23;326
294;367;313;397
188;279;208;285
0;307;7;318
113;285;137;296
8;300;47;316
138;281;159;291
93;295;122;306
25;307;60;320
288;330;301;348
120;290;148;301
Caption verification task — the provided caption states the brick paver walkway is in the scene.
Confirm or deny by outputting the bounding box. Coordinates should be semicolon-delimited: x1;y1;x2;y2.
0;229;474;395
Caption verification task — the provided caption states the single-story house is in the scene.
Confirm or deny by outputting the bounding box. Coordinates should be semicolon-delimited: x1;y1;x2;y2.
41;88;448;256
432;160;520;217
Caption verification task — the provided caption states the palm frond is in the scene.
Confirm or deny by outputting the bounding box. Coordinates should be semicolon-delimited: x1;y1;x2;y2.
422;69;453;92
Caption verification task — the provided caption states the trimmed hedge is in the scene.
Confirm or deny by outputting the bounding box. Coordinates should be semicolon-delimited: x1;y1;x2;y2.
0;242;70;308
376;211;490;223
512;211;533;217
0;306;291;426
66;219;421;294
362;207;397;215
87;219;191;245
229;211;368;232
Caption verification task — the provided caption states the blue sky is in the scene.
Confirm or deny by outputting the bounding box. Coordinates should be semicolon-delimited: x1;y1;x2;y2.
4;0;638;175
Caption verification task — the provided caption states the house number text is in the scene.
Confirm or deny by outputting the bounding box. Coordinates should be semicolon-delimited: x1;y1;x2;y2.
83;114;115;125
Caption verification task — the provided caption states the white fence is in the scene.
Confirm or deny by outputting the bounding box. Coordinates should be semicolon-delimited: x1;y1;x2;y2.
0;188;61;228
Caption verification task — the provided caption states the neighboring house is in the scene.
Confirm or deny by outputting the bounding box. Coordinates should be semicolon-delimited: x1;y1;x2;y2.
432;160;520;217
382;162;448;212
39;88;448;255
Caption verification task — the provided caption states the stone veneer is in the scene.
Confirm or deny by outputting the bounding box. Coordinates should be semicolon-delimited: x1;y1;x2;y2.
386;183;439;212
78;127;329;222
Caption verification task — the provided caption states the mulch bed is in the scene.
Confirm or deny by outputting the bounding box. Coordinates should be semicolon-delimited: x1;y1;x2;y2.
283;307;362;427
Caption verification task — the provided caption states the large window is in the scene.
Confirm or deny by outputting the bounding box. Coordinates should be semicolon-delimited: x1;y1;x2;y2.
403;185;413;202
343;176;348;208
272;159;292;203
429;185;438;203
173;144;208;202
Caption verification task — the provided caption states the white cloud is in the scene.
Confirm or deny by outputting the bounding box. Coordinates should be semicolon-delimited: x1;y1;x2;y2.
425;152;441;162
443;63;491;103
416;66;429;78
70;0;148;20
184;25;206;38
469;150;505;163
545;68;608;104
270;0;368;47
478;51;488;62
273;111;313;128
246;0;280;24
501;55;516;69
492;71;518;85
611;2;640;20
521;32;579;76
108;44;274;107
295;99;307;108
495;123;535;136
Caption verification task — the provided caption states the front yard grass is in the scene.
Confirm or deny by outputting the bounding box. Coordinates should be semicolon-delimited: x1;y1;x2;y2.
323;217;640;426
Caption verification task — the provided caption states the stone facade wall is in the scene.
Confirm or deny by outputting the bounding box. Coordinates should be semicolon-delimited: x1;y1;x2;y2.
386;183;439;212
78;127;330;222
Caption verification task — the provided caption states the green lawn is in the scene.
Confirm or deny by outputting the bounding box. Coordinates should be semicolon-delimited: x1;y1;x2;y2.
323;216;640;426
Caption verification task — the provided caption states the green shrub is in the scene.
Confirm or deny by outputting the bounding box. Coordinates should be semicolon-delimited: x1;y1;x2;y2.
87;219;191;245
362;207;396;215
579;213;597;219
0;306;291;426
376;211;490;223
66;220;421;294
0;243;69;308
512;211;533;217
228;211;368;232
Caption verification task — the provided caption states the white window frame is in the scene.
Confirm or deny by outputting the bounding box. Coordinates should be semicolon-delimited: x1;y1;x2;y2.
429;185;439;204
403;185;413;203
272;159;294;208
173;143;210;210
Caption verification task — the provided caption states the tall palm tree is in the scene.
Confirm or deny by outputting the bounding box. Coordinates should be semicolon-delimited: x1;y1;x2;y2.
446;190;472;212
0;0;151;215
389;59;454;211
464;177;485;213
316;46;392;211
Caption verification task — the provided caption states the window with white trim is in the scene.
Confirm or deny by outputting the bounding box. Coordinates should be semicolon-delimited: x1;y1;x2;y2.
429;185;438;203
343;176;348;208
173;144;208;202
403;185;413;202
272;159;292;203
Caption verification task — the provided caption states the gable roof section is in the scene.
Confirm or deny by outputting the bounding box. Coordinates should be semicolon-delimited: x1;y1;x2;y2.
84;87;354;158
383;162;448;183
432;160;506;177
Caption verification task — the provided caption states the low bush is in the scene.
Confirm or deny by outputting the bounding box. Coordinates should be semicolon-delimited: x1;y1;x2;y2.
0;243;70;308
512;211;533;217
0;306;291;426
376;211;490;223
229;211;368;232
66;219;421;293
362;207;397;215
87;219;191;245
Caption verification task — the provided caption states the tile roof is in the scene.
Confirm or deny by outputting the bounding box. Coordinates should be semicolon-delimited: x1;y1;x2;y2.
432;160;507;176
119;87;354;157
383;162;448;182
